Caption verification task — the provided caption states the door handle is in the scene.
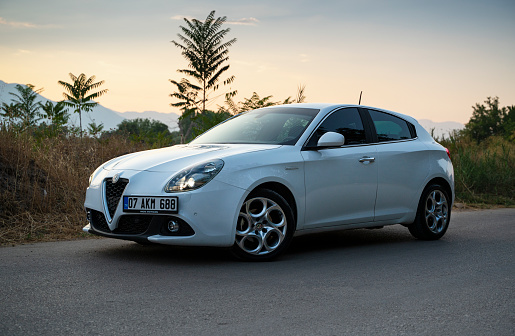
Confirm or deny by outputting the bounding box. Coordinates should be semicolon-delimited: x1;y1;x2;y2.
359;156;375;163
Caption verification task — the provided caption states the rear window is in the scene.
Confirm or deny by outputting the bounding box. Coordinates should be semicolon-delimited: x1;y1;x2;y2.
368;110;413;142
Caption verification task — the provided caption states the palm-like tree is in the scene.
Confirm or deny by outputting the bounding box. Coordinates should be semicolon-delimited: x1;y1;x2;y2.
171;10;237;114
9;84;43;131
169;78;201;112
40;101;70;128
1;102;21;129
58;73;108;137
220;85;308;115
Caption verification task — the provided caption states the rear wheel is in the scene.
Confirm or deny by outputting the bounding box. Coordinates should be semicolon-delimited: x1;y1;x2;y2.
408;184;451;240
231;189;295;261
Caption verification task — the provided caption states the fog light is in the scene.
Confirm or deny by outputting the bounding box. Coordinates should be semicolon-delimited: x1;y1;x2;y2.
86;211;92;223
167;220;180;233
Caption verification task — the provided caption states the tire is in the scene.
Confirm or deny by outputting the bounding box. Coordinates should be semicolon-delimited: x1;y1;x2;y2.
408;183;451;240
231;189;296;261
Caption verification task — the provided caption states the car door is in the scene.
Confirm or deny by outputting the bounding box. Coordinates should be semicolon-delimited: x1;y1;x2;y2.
301;107;378;228
366;109;430;221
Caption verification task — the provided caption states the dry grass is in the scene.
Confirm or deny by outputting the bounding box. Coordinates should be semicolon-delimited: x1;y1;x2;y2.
0;128;150;246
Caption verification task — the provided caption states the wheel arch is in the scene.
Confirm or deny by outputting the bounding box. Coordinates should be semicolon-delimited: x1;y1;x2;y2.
251;181;298;223
425;177;453;206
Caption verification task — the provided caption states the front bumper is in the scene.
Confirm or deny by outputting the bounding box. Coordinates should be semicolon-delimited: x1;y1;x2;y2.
83;169;247;247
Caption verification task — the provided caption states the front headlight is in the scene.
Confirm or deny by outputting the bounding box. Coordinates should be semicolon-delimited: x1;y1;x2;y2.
164;159;224;193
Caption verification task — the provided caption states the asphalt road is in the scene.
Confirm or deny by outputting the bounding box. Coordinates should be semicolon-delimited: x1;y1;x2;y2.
1;208;514;336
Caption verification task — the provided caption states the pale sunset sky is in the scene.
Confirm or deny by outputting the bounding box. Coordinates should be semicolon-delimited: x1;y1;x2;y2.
1;0;514;123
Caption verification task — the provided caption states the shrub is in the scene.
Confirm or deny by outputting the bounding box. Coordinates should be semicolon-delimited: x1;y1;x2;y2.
440;133;514;206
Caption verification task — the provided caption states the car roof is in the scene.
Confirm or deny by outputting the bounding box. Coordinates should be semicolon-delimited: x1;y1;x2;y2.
269;103;419;125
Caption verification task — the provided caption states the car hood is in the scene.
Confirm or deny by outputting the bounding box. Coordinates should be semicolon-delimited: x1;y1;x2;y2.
102;144;281;172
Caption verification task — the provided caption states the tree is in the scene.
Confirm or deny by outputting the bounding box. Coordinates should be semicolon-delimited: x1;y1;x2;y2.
232;92;278;112
8;84;43;131
219;86;308;115
504;105;515;141
192;86;309;138
87;122;104;138
170;79;201;141
58;73;108;137
283;84;307;105
191;109;232;138
170;10;237;141
40;101;70;128
464;96;515;143
115;118;174;146
36;101;70;137
0;102;20;129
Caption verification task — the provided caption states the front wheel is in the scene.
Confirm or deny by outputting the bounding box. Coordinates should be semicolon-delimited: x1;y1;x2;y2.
408;184;451;240
231;189;295;261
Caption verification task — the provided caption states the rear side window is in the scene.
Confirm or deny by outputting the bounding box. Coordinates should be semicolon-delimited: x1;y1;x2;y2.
306;107;366;147
368;110;413;142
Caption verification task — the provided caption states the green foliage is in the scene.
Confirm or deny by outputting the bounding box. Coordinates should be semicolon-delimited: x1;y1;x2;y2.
169;79;201;111
463;96;515;143
7;84;43;131
180;87;309;143
58;73;108;137
38;101;71;137
40;101;70;127
440;133;514;206
222;92;279;114
191;110;232;139
87;122;104;138
1;102;21;129
113;118;177;147
218;86;308;115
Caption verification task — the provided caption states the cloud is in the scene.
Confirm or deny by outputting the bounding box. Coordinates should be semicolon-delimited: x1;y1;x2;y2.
170;15;259;26
0;17;37;28
226;17;259;26
0;17;60;29
170;15;196;21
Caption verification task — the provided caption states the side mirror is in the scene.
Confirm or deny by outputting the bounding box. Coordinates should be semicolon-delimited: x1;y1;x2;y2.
317;132;345;147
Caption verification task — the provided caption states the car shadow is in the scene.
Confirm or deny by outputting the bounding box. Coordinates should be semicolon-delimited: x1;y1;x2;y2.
91;225;443;264
94;241;234;265
289;226;415;253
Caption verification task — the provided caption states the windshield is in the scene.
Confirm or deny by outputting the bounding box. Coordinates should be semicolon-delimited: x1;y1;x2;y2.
191;107;319;145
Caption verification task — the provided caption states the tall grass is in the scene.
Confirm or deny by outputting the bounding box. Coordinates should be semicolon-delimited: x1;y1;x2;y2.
440;133;514;206
0;128;150;245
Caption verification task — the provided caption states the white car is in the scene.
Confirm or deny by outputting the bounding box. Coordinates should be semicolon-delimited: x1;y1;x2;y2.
84;104;454;261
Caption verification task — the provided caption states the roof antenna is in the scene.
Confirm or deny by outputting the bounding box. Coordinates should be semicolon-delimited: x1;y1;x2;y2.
358;91;363;105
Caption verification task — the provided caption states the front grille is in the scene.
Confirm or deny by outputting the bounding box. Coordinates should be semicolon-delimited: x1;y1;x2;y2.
105;178;129;218
115;215;153;235
90;209;110;233
87;210;196;237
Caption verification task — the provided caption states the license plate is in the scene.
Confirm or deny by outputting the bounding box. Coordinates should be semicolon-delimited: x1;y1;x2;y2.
123;196;178;214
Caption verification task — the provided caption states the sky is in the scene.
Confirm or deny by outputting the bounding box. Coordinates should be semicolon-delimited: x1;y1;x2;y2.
0;0;514;123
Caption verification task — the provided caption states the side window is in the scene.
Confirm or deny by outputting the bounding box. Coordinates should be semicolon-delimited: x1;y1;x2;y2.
306;108;366;147
368;110;413;142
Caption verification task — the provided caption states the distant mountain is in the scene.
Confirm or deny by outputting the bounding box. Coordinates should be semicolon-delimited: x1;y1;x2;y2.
418;119;464;139
0;80;179;131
